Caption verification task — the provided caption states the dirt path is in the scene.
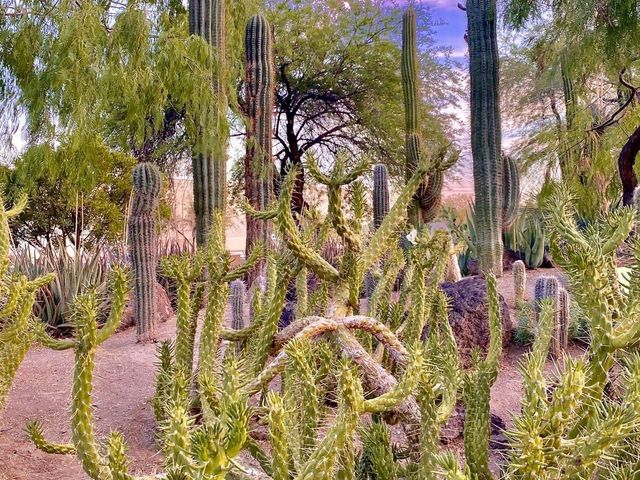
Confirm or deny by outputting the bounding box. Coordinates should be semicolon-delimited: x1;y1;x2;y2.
0;267;570;480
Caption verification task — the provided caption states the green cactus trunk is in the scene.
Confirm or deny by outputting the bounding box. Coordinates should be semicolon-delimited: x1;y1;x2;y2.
502;154;520;229
513;259;526;305
189;0;228;246
422;170;443;224
245;14;274;284
401;8;431;228
467;0;504;276
128;163;162;342
373;164;389;230
231;279;246;331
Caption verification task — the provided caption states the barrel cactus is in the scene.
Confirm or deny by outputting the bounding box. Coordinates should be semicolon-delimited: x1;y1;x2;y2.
128;162;162;342
372;164;389;230
188;0;228;245
245;13;274;283
467;0;503;275
513;259;526;305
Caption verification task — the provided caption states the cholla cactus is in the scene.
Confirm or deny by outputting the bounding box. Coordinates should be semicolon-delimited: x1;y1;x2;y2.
513;259;526;305
128;162;162;342
0;195;55;412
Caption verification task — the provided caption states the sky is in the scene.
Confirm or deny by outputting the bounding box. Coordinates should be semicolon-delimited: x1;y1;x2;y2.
420;0;469;62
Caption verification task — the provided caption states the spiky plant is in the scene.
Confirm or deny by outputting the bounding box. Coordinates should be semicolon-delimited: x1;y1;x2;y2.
503;154;520;229
188;0;228;245
128;162;162;342
0;194;55;412
244;13;274;284
467;0;503;275
230;279;246;332
373;163;390;230
513;259;526;305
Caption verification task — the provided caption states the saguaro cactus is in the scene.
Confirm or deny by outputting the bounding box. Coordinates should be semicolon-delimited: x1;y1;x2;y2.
128;162;162;342
401;7;431;227
373;164;389;229
503;154;520;229
467;0;504;275
245;13;274;283
188;0;228;245
513;259;526;305
230;279;246;331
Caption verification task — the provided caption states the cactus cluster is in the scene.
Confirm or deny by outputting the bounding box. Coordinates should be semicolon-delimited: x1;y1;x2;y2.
533;276;570;357
128;162;162;342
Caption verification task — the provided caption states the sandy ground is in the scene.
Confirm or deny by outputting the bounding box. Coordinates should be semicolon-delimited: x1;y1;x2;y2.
0;267;571;480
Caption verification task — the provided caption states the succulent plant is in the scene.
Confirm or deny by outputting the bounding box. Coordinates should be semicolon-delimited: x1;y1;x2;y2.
373;163;390;230
502;153;520;229
513;259;526;305
467;0;504;275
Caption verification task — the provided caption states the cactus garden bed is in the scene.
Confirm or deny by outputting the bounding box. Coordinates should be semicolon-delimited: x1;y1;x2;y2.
0;267;576;480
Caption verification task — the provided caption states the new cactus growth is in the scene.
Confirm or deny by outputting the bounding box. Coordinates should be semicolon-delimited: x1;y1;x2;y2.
189;0;228;245
128;162;162;342
513;259;526;305
245;13;275;283
467;0;504;275
373;163;389;230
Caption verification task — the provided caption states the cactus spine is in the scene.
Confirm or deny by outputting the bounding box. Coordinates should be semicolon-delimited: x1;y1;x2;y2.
503;154;520;229
373;164;389;230
128;162;162;342
245;14;274;283
513;259;526;305
401;7;431;227
467;0;504;275
188;0;228;245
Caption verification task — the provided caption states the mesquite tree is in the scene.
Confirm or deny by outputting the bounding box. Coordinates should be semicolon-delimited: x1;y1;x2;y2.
467;0;504;276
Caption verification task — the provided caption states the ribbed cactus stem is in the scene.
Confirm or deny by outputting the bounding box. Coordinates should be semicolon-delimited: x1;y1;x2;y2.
503;154;520;229
422;170;443;223
513;260;526;305
556;288;570;357
373;164;390;230
189;0;228;245
128;162;162;342
534;276;567;357
401;7;430;227
245;13;274;284
230;279;246;331
467;0;504;275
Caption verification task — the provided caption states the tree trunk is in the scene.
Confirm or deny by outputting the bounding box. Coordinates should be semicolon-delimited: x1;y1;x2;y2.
619;125;640;206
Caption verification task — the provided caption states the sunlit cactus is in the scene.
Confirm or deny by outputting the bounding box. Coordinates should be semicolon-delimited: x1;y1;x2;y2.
128;162;162;342
502;153;520;229
513;259;526;305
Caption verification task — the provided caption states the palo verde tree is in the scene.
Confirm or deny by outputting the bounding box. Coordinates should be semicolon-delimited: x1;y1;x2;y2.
254;0;461;214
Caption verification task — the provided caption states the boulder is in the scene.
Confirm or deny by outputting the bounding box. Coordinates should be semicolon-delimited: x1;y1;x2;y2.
439;276;512;367
119;282;173;332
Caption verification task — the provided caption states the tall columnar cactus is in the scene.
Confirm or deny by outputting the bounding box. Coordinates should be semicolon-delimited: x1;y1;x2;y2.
467;0;504;276
534;275;570;357
402;7;431;228
502;154;520;230
128;162;162;342
230;279;246;331
555;287;570;357
188;0;228;245
373;164;389;230
513;259;526;305
245;13;274;283
534;276;559;324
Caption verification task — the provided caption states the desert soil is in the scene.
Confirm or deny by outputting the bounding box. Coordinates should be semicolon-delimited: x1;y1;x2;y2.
0;267;575;480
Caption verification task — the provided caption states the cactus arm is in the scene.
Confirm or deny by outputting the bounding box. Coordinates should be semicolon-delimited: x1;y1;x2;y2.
223;242;265;283
362;345;423;413
34;321;76;350
276;166;340;281
198;283;228;381
96;267;129;345
265;392;289;480
106;432;134;480
26;420;75;455
483;272;502;377
361;163;429;274
241;199;278;220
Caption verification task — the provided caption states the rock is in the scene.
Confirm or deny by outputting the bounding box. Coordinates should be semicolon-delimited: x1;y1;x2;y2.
119;282;173;332
278;302;296;330
439;276;512;367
